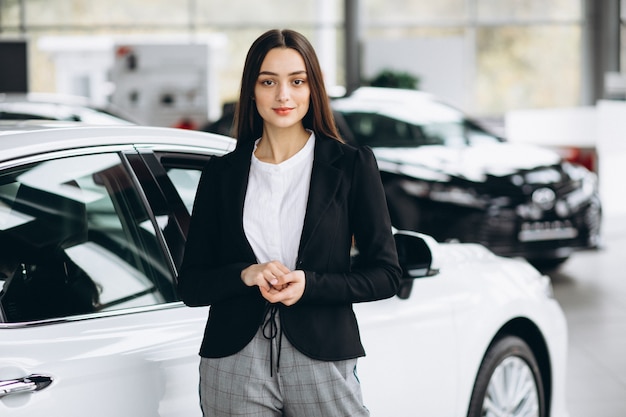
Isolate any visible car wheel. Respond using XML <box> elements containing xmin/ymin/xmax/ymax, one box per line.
<box><xmin>467</xmin><ymin>335</ymin><xmax>545</xmax><ymax>417</ymax></box>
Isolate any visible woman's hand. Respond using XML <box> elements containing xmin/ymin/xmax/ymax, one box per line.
<box><xmin>241</xmin><ymin>260</ymin><xmax>290</xmax><ymax>290</ymax></box>
<box><xmin>241</xmin><ymin>261</ymin><xmax>305</xmax><ymax>306</ymax></box>
<box><xmin>262</xmin><ymin>270</ymin><xmax>305</xmax><ymax>306</ymax></box>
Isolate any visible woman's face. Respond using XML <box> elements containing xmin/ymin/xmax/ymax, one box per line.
<box><xmin>254</xmin><ymin>47</ymin><xmax>310</xmax><ymax>131</ymax></box>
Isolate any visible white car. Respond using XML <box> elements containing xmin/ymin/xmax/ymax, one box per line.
<box><xmin>0</xmin><ymin>126</ymin><xmax>568</xmax><ymax>417</ymax></box>
<box><xmin>0</xmin><ymin>93</ymin><xmax>136</xmax><ymax>125</ymax></box>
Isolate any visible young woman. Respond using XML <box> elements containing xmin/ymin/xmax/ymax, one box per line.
<box><xmin>178</xmin><ymin>29</ymin><xmax>401</xmax><ymax>417</ymax></box>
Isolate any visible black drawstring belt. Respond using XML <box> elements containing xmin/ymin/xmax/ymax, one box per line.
<box><xmin>262</xmin><ymin>303</ymin><xmax>283</xmax><ymax>377</ymax></box>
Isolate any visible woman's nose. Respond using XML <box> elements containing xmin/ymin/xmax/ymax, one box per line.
<box><xmin>276</xmin><ymin>84</ymin><xmax>289</xmax><ymax>102</ymax></box>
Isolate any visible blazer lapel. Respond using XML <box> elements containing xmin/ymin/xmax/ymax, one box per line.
<box><xmin>223</xmin><ymin>137</ymin><xmax>345</xmax><ymax>263</ymax></box>
<box><xmin>298</xmin><ymin>137</ymin><xmax>344</xmax><ymax>255</ymax></box>
<box><xmin>220</xmin><ymin>141</ymin><xmax>256</xmax><ymax>260</ymax></box>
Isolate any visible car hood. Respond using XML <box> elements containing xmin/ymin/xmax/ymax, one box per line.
<box><xmin>372</xmin><ymin>142</ymin><xmax>562</xmax><ymax>183</ymax></box>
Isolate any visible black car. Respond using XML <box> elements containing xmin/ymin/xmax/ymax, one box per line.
<box><xmin>205</xmin><ymin>87</ymin><xmax>602</xmax><ymax>268</ymax></box>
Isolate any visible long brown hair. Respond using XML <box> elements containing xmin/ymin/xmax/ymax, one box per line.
<box><xmin>233</xmin><ymin>29</ymin><xmax>342</xmax><ymax>147</ymax></box>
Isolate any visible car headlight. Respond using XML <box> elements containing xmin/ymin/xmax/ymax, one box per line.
<box><xmin>428</xmin><ymin>185</ymin><xmax>488</xmax><ymax>209</ymax></box>
<box><xmin>399</xmin><ymin>179</ymin><xmax>430</xmax><ymax>198</ymax></box>
<box><xmin>400</xmin><ymin>179</ymin><xmax>489</xmax><ymax>208</ymax></box>
<box><xmin>566</xmin><ymin>172</ymin><xmax>597</xmax><ymax>209</ymax></box>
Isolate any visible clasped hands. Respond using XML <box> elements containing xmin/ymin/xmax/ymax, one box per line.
<box><xmin>241</xmin><ymin>260</ymin><xmax>305</xmax><ymax>306</ymax></box>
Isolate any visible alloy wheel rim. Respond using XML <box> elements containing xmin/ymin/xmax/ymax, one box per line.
<box><xmin>482</xmin><ymin>356</ymin><xmax>540</xmax><ymax>417</ymax></box>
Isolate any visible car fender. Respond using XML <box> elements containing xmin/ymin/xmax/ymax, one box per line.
<box><xmin>439</xmin><ymin>251</ymin><xmax>569</xmax><ymax>417</ymax></box>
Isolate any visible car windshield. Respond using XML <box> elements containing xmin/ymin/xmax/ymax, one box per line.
<box><xmin>340</xmin><ymin>111</ymin><xmax>501</xmax><ymax>148</ymax></box>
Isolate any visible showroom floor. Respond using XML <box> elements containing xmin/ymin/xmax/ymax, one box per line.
<box><xmin>550</xmin><ymin>213</ymin><xmax>626</xmax><ymax>417</ymax></box>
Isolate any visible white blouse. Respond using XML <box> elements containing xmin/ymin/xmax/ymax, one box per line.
<box><xmin>243</xmin><ymin>132</ymin><xmax>315</xmax><ymax>270</ymax></box>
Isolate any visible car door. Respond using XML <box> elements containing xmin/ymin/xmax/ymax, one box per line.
<box><xmin>0</xmin><ymin>149</ymin><xmax>206</xmax><ymax>417</ymax></box>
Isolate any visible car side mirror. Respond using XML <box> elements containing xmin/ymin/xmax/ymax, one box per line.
<box><xmin>394</xmin><ymin>230</ymin><xmax>438</xmax><ymax>299</ymax></box>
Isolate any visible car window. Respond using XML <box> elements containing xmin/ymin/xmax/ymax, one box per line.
<box><xmin>166</xmin><ymin>168</ymin><xmax>202</xmax><ymax>213</ymax></box>
<box><xmin>340</xmin><ymin>110</ymin><xmax>503</xmax><ymax>149</ymax></box>
<box><xmin>420</xmin><ymin>121</ymin><xmax>467</xmax><ymax>147</ymax></box>
<box><xmin>465</xmin><ymin>123</ymin><xmax>503</xmax><ymax>146</ymax></box>
<box><xmin>0</xmin><ymin>153</ymin><xmax>177</xmax><ymax>323</ymax></box>
<box><xmin>341</xmin><ymin>112</ymin><xmax>423</xmax><ymax>147</ymax></box>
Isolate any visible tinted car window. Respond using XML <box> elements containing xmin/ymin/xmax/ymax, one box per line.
<box><xmin>341</xmin><ymin>112</ymin><xmax>423</xmax><ymax>147</ymax></box>
<box><xmin>465</xmin><ymin>123</ymin><xmax>503</xmax><ymax>146</ymax></box>
<box><xmin>339</xmin><ymin>111</ymin><xmax>502</xmax><ymax>148</ymax></box>
<box><xmin>420</xmin><ymin>121</ymin><xmax>466</xmax><ymax>146</ymax></box>
<box><xmin>0</xmin><ymin>153</ymin><xmax>176</xmax><ymax>323</ymax></box>
<box><xmin>166</xmin><ymin>168</ymin><xmax>202</xmax><ymax>213</ymax></box>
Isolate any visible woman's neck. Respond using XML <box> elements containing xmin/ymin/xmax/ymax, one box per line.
<box><xmin>255</xmin><ymin>125</ymin><xmax>310</xmax><ymax>164</ymax></box>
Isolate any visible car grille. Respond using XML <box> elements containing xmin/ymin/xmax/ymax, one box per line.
<box><xmin>518</xmin><ymin>220</ymin><xmax>578</xmax><ymax>242</ymax></box>
<box><xmin>480</xmin><ymin>201</ymin><xmax>600</xmax><ymax>258</ymax></box>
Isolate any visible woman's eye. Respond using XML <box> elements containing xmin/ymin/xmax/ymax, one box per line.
<box><xmin>293</xmin><ymin>79</ymin><xmax>305</xmax><ymax>86</ymax></box>
<box><xmin>260</xmin><ymin>79</ymin><xmax>275</xmax><ymax>86</ymax></box>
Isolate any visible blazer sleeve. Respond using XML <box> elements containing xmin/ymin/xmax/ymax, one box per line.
<box><xmin>176</xmin><ymin>158</ymin><xmax>257</xmax><ymax>307</ymax></box>
<box><xmin>299</xmin><ymin>146</ymin><xmax>402</xmax><ymax>304</ymax></box>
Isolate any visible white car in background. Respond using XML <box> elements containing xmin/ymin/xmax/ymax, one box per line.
<box><xmin>0</xmin><ymin>92</ymin><xmax>135</xmax><ymax>125</ymax></box>
<box><xmin>0</xmin><ymin>126</ymin><xmax>568</xmax><ymax>417</ymax></box>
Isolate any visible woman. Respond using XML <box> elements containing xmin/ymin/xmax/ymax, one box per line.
<box><xmin>178</xmin><ymin>29</ymin><xmax>401</xmax><ymax>417</ymax></box>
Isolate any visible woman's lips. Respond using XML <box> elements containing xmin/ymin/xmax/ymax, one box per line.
<box><xmin>273</xmin><ymin>107</ymin><xmax>294</xmax><ymax>116</ymax></box>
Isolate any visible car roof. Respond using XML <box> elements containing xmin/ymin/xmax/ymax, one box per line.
<box><xmin>0</xmin><ymin>92</ymin><xmax>137</xmax><ymax>124</ymax></box>
<box><xmin>0</xmin><ymin>125</ymin><xmax>236</xmax><ymax>163</ymax></box>
<box><xmin>345</xmin><ymin>86</ymin><xmax>437</xmax><ymax>102</ymax></box>
<box><xmin>0</xmin><ymin>119</ymin><xmax>89</xmax><ymax>132</ymax></box>
<box><xmin>332</xmin><ymin>86</ymin><xmax>465</xmax><ymax>125</ymax></box>
<box><xmin>0</xmin><ymin>92</ymin><xmax>105</xmax><ymax>106</ymax></box>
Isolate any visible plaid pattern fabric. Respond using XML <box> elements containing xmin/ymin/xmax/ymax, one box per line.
<box><xmin>199</xmin><ymin>321</ymin><xmax>370</xmax><ymax>417</ymax></box>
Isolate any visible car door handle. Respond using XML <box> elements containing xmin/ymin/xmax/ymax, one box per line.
<box><xmin>0</xmin><ymin>374</ymin><xmax>54</xmax><ymax>398</ymax></box>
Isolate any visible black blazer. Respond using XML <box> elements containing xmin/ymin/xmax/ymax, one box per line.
<box><xmin>177</xmin><ymin>134</ymin><xmax>401</xmax><ymax>361</ymax></box>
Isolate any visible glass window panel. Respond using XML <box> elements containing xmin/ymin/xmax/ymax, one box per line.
<box><xmin>621</xmin><ymin>20</ymin><xmax>626</xmax><ymax>73</ymax></box>
<box><xmin>166</xmin><ymin>168</ymin><xmax>202</xmax><ymax>214</ymax></box>
<box><xmin>475</xmin><ymin>24</ymin><xmax>582</xmax><ymax>113</ymax></box>
<box><xmin>25</xmin><ymin>0</ymin><xmax>189</xmax><ymax>27</ymax></box>
<box><xmin>0</xmin><ymin>1</ymin><xmax>20</xmax><ymax>28</ymax></box>
<box><xmin>476</xmin><ymin>0</ymin><xmax>582</xmax><ymax>22</ymax></box>
<box><xmin>0</xmin><ymin>153</ymin><xmax>176</xmax><ymax>323</ymax></box>
<box><xmin>196</xmin><ymin>0</ymin><xmax>330</xmax><ymax>25</ymax></box>
<box><xmin>364</xmin><ymin>0</ymin><xmax>468</xmax><ymax>23</ymax></box>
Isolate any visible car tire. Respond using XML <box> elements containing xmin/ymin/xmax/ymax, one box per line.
<box><xmin>467</xmin><ymin>335</ymin><xmax>545</xmax><ymax>417</ymax></box>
